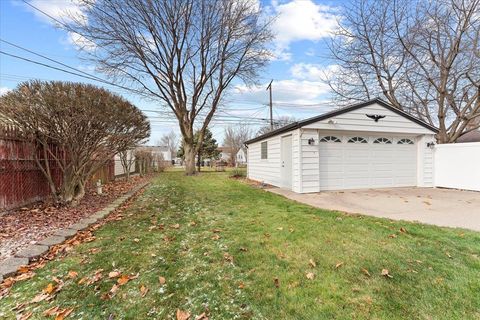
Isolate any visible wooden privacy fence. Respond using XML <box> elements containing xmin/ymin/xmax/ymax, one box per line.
<box><xmin>0</xmin><ymin>126</ymin><xmax>114</xmax><ymax>211</ymax></box>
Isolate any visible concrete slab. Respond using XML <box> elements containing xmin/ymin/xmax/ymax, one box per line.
<box><xmin>0</xmin><ymin>257</ymin><xmax>29</xmax><ymax>278</ymax></box>
<box><xmin>15</xmin><ymin>245</ymin><xmax>49</xmax><ymax>261</ymax></box>
<box><xmin>268</xmin><ymin>187</ymin><xmax>480</xmax><ymax>231</ymax></box>
<box><xmin>54</xmin><ymin>228</ymin><xmax>78</xmax><ymax>238</ymax></box>
<box><xmin>38</xmin><ymin>235</ymin><xmax>66</xmax><ymax>247</ymax></box>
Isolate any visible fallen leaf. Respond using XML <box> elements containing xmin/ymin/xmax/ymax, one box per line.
<box><xmin>445</xmin><ymin>252</ymin><xmax>452</xmax><ymax>258</ymax></box>
<box><xmin>159</xmin><ymin>276</ymin><xmax>166</xmax><ymax>285</ymax></box>
<box><xmin>273</xmin><ymin>277</ymin><xmax>280</xmax><ymax>288</ymax></box>
<box><xmin>239</xmin><ymin>247</ymin><xmax>248</xmax><ymax>252</ymax></box>
<box><xmin>67</xmin><ymin>271</ymin><xmax>78</xmax><ymax>279</ymax></box>
<box><xmin>18</xmin><ymin>311</ymin><xmax>33</xmax><ymax>320</ymax></box>
<box><xmin>238</xmin><ymin>282</ymin><xmax>245</xmax><ymax>289</ymax></box>
<box><xmin>309</xmin><ymin>259</ymin><xmax>316</xmax><ymax>268</ymax></box>
<box><xmin>18</xmin><ymin>266</ymin><xmax>30</xmax><ymax>274</ymax></box>
<box><xmin>361</xmin><ymin>268</ymin><xmax>371</xmax><ymax>277</ymax></box>
<box><xmin>133</xmin><ymin>238</ymin><xmax>140</xmax><ymax>243</ymax></box>
<box><xmin>43</xmin><ymin>306</ymin><xmax>59</xmax><ymax>316</ymax></box>
<box><xmin>276</xmin><ymin>227</ymin><xmax>283</xmax><ymax>231</ymax></box>
<box><xmin>172</xmin><ymin>224</ymin><xmax>180</xmax><ymax>229</ymax></box>
<box><xmin>224</xmin><ymin>253</ymin><xmax>234</xmax><ymax>263</ymax></box>
<box><xmin>335</xmin><ymin>262</ymin><xmax>344</xmax><ymax>269</ymax></box>
<box><xmin>31</xmin><ymin>292</ymin><xmax>49</xmax><ymax>303</ymax></box>
<box><xmin>139</xmin><ymin>285</ymin><xmax>149</xmax><ymax>297</ymax></box>
<box><xmin>381</xmin><ymin>269</ymin><xmax>393</xmax><ymax>278</ymax></box>
<box><xmin>194</xmin><ymin>312</ymin><xmax>208</xmax><ymax>320</ymax></box>
<box><xmin>388</xmin><ymin>234</ymin><xmax>397</xmax><ymax>238</ymax></box>
<box><xmin>400</xmin><ymin>227</ymin><xmax>407</xmax><ymax>233</ymax></box>
<box><xmin>211</xmin><ymin>234</ymin><xmax>220</xmax><ymax>241</ymax></box>
<box><xmin>44</xmin><ymin>283</ymin><xmax>56</xmax><ymax>294</ymax></box>
<box><xmin>117</xmin><ymin>275</ymin><xmax>130</xmax><ymax>285</ymax></box>
<box><xmin>55</xmin><ymin>307</ymin><xmax>74</xmax><ymax>320</ymax></box>
<box><xmin>15</xmin><ymin>272</ymin><xmax>35</xmax><ymax>281</ymax></box>
<box><xmin>109</xmin><ymin>271</ymin><xmax>121</xmax><ymax>278</ymax></box>
<box><xmin>176</xmin><ymin>309</ymin><xmax>190</xmax><ymax>320</ymax></box>
<box><xmin>306</xmin><ymin>272</ymin><xmax>315</xmax><ymax>280</ymax></box>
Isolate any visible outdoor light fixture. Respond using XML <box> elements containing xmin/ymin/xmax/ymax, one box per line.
<box><xmin>427</xmin><ymin>142</ymin><xmax>436</xmax><ymax>148</ymax></box>
<box><xmin>308</xmin><ymin>138</ymin><xmax>315</xmax><ymax>145</ymax></box>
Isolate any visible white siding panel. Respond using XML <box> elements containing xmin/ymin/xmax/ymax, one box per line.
<box><xmin>300</xmin><ymin>130</ymin><xmax>320</xmax><ymax>192</ymax></box>
<box><xmin>303</xmin><ymin>103</ymin><xmax>434</xmax><ymax>135</ymax></box>
<box><xmin>247</xmin><ymin>135</ymin><xmax>282</xmax><ymax>187</ymax></box>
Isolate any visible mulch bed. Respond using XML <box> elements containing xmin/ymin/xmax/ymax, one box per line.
<box><xmin>0</xmin><ymin>175</ymin><xmax>150</xmax><ymax>263</ymax></box>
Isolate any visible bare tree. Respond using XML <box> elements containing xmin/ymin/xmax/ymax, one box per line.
<box><xmin>158</xmin><ymin>131</ymin><xmax>178</xmax><ymax>161</ymax></box>
<box><xmin>118</xmin><ymin>149</ymin><xmax>136</xmax><ymax>181</ymax></box>
<box><xmin>65</xmin><ymin>0</ymin><xmax>272</xmax><ymax>174</ymax></box>
<box><xmin>326</xmin><ymin>0</ymin><xmax>480</xmax><ymax>143</ymax></box>
<box><xmin>223</xmin><ymin>124</ymin><xmax>252</xmax><ymax>166</ymax></box>
<box><xmin>0</xmin><ymin>81</ymin><xmax>150</xmax><ymax>205</ymax></box>
<box><xmin>257</xmin><ymin>116</ymin><xmax>296</xmax><ymax>135</ymax></box>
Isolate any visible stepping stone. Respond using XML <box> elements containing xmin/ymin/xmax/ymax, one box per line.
<box><xmin>15</xmin><ymin>245</ymin><xmax>49</xmax><ymax>261</ymax></box>
<box><xmin>38</xmin><ymin>235</ymin><xmax>66</xmax><ymax>247</ymax></box>
<box><xmin>68</xmin><ymin>222</ymin><xmax>89</xmax><ymax>231</ymax></box>
<box><xmin>80</xmin><ymin>217</ymin><xmax>97</xmax><ymax>225</ymax></box>
<box><xmin>0</xmin><ymin>257</ymin><xmax>29</xmax><ymax>278</ymax></box>
<box><xmin>54</xmin><ymin>228</ymin><xmax>78</xmax><ymax>238</ymax></box>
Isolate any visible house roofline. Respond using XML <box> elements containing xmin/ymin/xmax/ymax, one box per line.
<box><xmin>245</xmin><ymin>98</ymin><xmax>438</xmax><ymax>145</ymax></box>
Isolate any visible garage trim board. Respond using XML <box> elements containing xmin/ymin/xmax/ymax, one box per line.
<box><xmin>246</xmin><ymin>98</ymin><xmax>437</xmax><ymax>193</ymax></box>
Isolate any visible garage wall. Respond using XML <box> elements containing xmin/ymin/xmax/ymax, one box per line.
<box><xmin>291</xmin><ymin>129</ymin><xmax>301</xmax><ymax>192</ymax></box>
<box><xmin>300</xmin><ymin>129</ymin><xmax>320</xmax><ymax>193</ymax></box>
<box><xmin>247</xmin><ymin>135</ymin><xmax>281</xmax><ymax>186</ymax></box>
<box><xmin>434</xmin><ymin>142</ymin><xmax>480</xmax><ymax>191</ymax></box>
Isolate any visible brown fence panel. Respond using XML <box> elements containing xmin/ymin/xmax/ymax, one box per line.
<box><xmin>0</xmin><ymin>126</ymin><xmax>114</xmax><ymax>211</ymax></box>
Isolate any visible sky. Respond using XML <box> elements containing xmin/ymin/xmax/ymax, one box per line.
<box><xmin>0</xmin><ymin>0</ymin><xmax>343</xmax><ymax>145</ymax></box>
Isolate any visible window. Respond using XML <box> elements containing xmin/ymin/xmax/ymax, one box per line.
<box><xmin>320</xmin><ymin>136</ymin><xmax>341</xmax><ymax>143</ymax></box>
<box><xmin>347</xmin><ymin>136</ymin><xmax>368</xmax><ymax>143</ymax></box>
<box><xmin>261</xmin><ymin>141</ymin><xmax>268</xmax><ymax>159</ymax></box>
<box><xmin>373</xmin><ymin>137</ymin><xmax>392</xmax><ymax>144</ymax></box>
<box><xmin>398</xmin><ymin>138</ymin><xmax>414</xmax><ymax>145</ymax></box>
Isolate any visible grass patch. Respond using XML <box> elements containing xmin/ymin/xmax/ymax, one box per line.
<box><xmin>1</xmin><ymin>172</ymin><xmax>479</xmax><ymax>319</ymax></box>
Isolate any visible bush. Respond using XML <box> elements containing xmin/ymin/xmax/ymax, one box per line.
<box><xmin>230</xmin><ymin>168</ymin><xmax>246</xmax><ymax>178</ymax></box>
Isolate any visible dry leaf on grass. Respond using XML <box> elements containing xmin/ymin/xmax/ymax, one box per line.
<box><xmin>139</xmin><ymin>285</ymin><xmax>149</xmax><ymax>297</ymax></box>
<box><xmin>176</xmin><ymin>309</ymin><xmax>190</xmax><ymax>320</ymax></box>
<box><xmin>171</xmin><ymin>224</ymin><xmax>180</xmax><ymax>229</ymax></box>
<box><xmin>67</xmin><ymin>271</ymin><xmax>78</xmax><ymax>279</ymax></box>
<box><xmin>381</xmin><ymin>269</ymin><xmax>393</xmax><ymax>278</ymax></box>
<box><xmin>238</xmin><ymin>282</ymin><xmax>245</xmax><ymax>289</ymax></box>
<box><xmin>445</xmin><ymin>252</ymin><xmax>453</xmax><ymax>258</ymax></box>
<box><xmin>54</xmin><ymin>308</ymin><xmax>74</xmax><ymax>320</ymax></box>
<box><xmin>309</xmin><ymin>259</ymin><xmax>316</xmax><ymax>268</ymax></box>
<box><xmin>211</xmin><ymin>234</ymin><xmax>220</xmax><ymax>241</ymax></box>
<box><xmin>273</xmin><ymin>277</ymin><xmax>280</xmax><ymax>288</ymax></box>
<box><xmin>117</xmin><ymin>275</ymin><xmax>130</xmax><ymax>285</ymax></box>
<box><xmin>18</xmin><ymin>311</ymin><xmax>33</xmax><ymax>320</ymax></box>
<box><xmin>194</xmin><ymin>312</ymin><xmax>208</xmax><ymax>320</ymax></box>
<box><xmin>400</xmin><ymin>227</ymin><xmax>407</xmax><ymax>233</ymax></box>
<box><xmin>306</xmin><ymin>272</ymin><xmax>315</xmax><ymax>280</ymax></box>
<box><xmin>159</xmin><ymin>276</ymin><xmax>166</xmax><ymax>285</ymax></box>
<box><xmin>335</xmin><ymin>262</ymin><xmax>344</xmax><ymax>269</ymax></box>
<box><xmin>361</xmin><ymin>268</ymin><xmax>371</xmax><ymax>277</ymax></box>
<box><xmin>388</xmin><ymin>234</ymin><xmax>397</xmax><ymax>238</ymax></box>
<box><xmin>108</xmin><ymin>271</ymin><xmax>121</xmax><ymax>278</ymax></box>
<box><xmin>43</xmin><ymin>306</ymin><xmax>60</xmax><ymax>316</ymax></box>
<box><xmin>224</xmin><ymin>253</ymin><xmax>234</xmax><ymax>263</ymax></box>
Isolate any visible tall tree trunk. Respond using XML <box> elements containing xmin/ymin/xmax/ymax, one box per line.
<box><xmin>184</xmin><ymin>142</ymin><xmax>196</xmax><ymax>175</ymax></box>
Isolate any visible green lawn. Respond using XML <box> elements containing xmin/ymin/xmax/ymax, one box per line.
<box><xmin>1</xmin><ymin>172</ymin><xmax>479</xmax><ymax>319</ymax></box>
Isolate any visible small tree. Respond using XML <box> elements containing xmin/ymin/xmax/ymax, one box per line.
<box><xmin>0</xmin><ymin>80</ymin><xmax>150</xmax><ymax>205</ymax></box>
<box><xmin>223</xmin><ymin>125</ymin><xmax>252</xmax><ymax>166</ymax></box>
<box><xmin>135</xmin><ymin>149</ymin><xmax>153</xmax><ymax>176</ymax></box>
<box><xmin>257</xmin><ymin>116</ymin><xmax>296</xmax><ymax>135</ymax></box>
<box><xmin>118</xmin><ymin>149</ymin><xmax>136</xmax><ymax>181</ymax></box>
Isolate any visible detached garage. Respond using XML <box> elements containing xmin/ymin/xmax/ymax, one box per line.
<box><xmin>245</xmin><ymin>99</ymin><xmax>438</xmax><ymax>193</ymax></box>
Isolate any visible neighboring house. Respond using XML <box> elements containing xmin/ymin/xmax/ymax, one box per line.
<box><xmin>137</xmin><ymin>145</ymin><xmax>172</xmax><ymax>163</ymax></box>
<box><xmin>457</xmin><ymin>130</ymin><xmax>480</xmax><ymax>143</ymax></box>
<box><xmin>114</xmin><ymin>149</ymin><xmax>136</xmax><ymax>177</ymax></box>
<box><xmin>245</xmin><ymin>98</ymin><xmax>438</xmax><ymax>193</ymax></box>
<box><xmin>218</xmin><ymin>147</ymin><xmax>231</xmax><ymax>162</ymax></box>
<box><xmin>236</xmin><ymin>149</ymin><xmax>246</xmax><ymax>165</ymax></box>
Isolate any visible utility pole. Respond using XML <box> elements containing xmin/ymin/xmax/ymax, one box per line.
<box><xmin>266</xmin><ymin>79</ymin><xmax>273</xmax><ymax>130</ymax></box>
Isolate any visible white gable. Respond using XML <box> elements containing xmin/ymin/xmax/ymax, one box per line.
<box><xmin>302</xmin><ymin>102</ymin><xmax>434</xmax><ymax>134</ymax></box>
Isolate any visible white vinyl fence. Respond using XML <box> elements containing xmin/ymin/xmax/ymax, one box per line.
<box><xmin>434</xmin><ymin>142</ymin><xmax>480</xmax><ymax>191</ymax></box>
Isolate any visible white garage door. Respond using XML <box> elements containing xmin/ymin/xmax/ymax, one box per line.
<box><xmin>318</xmin><ymin>135</ymin><xmax>417</xmax><ymax>190</ymax></box>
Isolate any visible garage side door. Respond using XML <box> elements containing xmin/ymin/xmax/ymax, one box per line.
<box><xmin>318</xmin><ymin>135</ymin><xmax>417</xmax><ymax>190</ymax></box>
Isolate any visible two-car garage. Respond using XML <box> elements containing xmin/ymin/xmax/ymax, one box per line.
<box><xmin>246</xmin><ymin>99</ymin><xmax>438</xmax><ymax>193</ymax></box>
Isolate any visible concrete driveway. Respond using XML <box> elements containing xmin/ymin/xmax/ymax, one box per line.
<box><xmin>268</xmin><ymin>187</ymin><xmax>480</xmax><ymax>231</ymax></box>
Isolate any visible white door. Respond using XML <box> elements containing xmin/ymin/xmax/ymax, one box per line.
<box><xmin>319</xmin><ymin>135</ymin><xmax>417</xmax><ymax>190</ymax></box>
<box><xmin>281</xmin><ymin>135</ymin><xmax>292</xmax><ymax>189</ymax></box>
